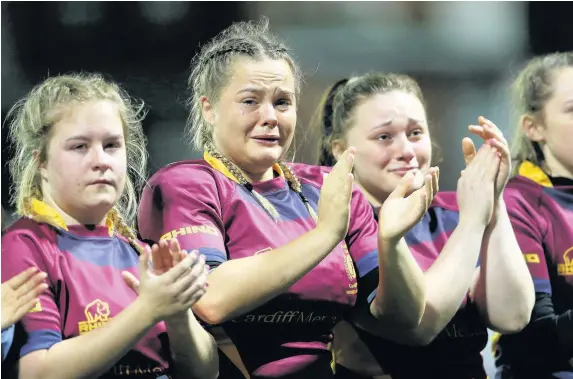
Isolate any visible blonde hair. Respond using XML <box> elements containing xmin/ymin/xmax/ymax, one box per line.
<box><xmin>186</xmin><ymin>17</ymin><xmax>302</xmax><ymax>152</ymax></box>
<box><xmin>510</xmin><ymin>52</ymin><xmax>573</xmax><ymax>175</ymax></box>
<box><xmin>310</xmin><ymin>72</ymin><xmax>434</xmax><ymax>167</ymax></box>
<box><xmin>6</xmin><ymin>72</ymin><xmax>148</xmax><ymax>244</ymax></box>
<box><xmin>187</xmin><ymin>18</ymin><xmax>315</xmax><ymax>222</ymax></box>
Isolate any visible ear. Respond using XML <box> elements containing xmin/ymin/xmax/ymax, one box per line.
<box><xmin>200</xmin><ymin>96</ymin><xmax>216</xmax><ymax>125</ymax></box>
<box><xmin>33</xmin><ymin>150</ymin><xmax>48</xmax><ymax>181</ymax></box>
<box><xmin>520</xmin><ymin>113</ymin><xmax>545</xmax><ymax>143</ymax></box>
<box><xmin>331</xmin><ymin>139</ymin><xmax>347</xmax><ymax>163</ymax></box>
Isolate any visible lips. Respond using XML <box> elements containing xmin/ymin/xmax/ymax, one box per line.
<box><xmin>90</xmin><ymin>179</ymin><xmax>113</xmax><ymax>186</ymax></box>
<box><xmin>252</xmin><ymin>135</ymin><xmax>280</xmax><ymax>142</ymax></box>
<box><xmin>389</xmin><ymin>167</ymin><xmax>418</xmax><ymax>175</ymax></box>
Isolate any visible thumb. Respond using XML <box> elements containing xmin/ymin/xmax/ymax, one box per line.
<box><xmin>462</xmin><ymin>138</ymin><xmax>477</xmax><ymax>166</ymax></box>
<box><xmin>121</xmin><ymin>271</ymin><xmax>141</xmax><ymax>294</ymax></box>
<box><xmin>388</xmin><ymin>171</ymin><xmax>414</xmax><ymax>199</ymax></box>
<box><xmin>138</xmin><ymin>246</ymin><xmax>151</xmax><ymax>281</ymax></box>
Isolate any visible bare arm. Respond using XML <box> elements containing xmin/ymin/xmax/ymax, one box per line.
<box><xmin>370</xmin><ymin>237</ymin><xmax>426</xmax><ymax>328</ymax></box>
<box><xmin>166</xmin><ymin>311</ymin><xmax>219</xmax><ymax>379</ymax></box>
<box><xmin>19</xmin><ymin>299</ymin><xmax>155</xmax><ymax>379</ymax></box>
<box><xmin>473</xmin><ymin>200</ymin><xmax>535</xmax><ymax>333</ymax></box>
<box><xmin>193</xmin><ymin>227</ymin><xmax>340</xmax><ymax>325</ymax></box>
<box><xmin>361</xmin><ymin>220</ymin><xmax>486</xmax><ymax>345</ymax></box>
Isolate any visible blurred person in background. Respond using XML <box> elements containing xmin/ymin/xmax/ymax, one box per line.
<box><xmin>1</xmin><ymin>73</ymin><xmax>218</xmax><ymax>379</ymax></box>
<box><xmin>138</xmin><ymin>18</ymin><xmax>443</xmax><ymax>379</ymax></box>
<box><xmin>313</xmin><ymin>72</ymin><xmax>534</xmax><ymax>379</ymax></box>
<box><xmin>493</xmin><ymin>51</ymin><xmax>573</xmax><ymax>379</ymax></box>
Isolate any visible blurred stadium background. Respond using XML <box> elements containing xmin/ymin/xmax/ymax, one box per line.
<box><xmin>2</xmin><ymin>2</ymin><xmax>572</xmax><ymax>375</ymax></box>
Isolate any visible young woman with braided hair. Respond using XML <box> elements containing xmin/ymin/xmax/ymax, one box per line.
<box><xmin>1</xmin><ymin>73</ymin><xmax>218</xmax><ymax>379</ymax></box>
<box><xmin>312</xmin><ymin>72</ymin><xmax>534</xmax><ymax>379</ymax></box>
<box><xmin>138</xmin><ymin>18</ymin><xmax>440</xmax><ymax>379</ymax></box>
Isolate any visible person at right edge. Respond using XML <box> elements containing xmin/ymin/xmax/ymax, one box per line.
<box><xmin>492</xmin><ymin>52</ymin><xmax>573</xmax><ymax>379</ymax></box>
<box><xmin>312</xmin><ymin>72</ymin><xmax>535</xmax><ymax>379</ymax></box>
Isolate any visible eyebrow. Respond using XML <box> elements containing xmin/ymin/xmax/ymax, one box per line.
<box><xmin>370</xmin><ymin>117</ymin><xmax>425</xmax><ymax>130</ymax></box>
<box><xmin>237</xmin><ymin>86</ymin><xmax>295</xmax><ymax>97</ymax></box>
<box><xmin>65</xmin><ymin>133</ymin><xmax>124</xmax><ymax>142</ymax></box>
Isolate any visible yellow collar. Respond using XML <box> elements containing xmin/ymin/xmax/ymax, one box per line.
<box><xmin>518</xmin><ymin>161</ymin><xmax>552</xmax><ymax>188</ymax></box>
<box><xmin>25</xmin><ymin>198</ymin><xmax>116</xmax><ymax>236</ymax></box>
<box><xmin>203</xmin><ymin>151</ymin><xmax>284</xmax><ymax>184</ymax></box>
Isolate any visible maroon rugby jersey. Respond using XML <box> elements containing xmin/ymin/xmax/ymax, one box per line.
<box><xmin>1</xmin><ymin>201</ymin><xmax>171</xmax><ymax>379</ymax></box>
<box><xmin>138</xmin><ymin>154</ymin><xmax>381</xmax><ymax>379</ymax></box>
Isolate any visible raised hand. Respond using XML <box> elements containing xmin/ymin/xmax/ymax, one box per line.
<box><xmin>318</xmin><ymin>147</ymin><xmax>356</xmax><ymax>240</ymax></box>
<box><xmin>1</xmin><ymin>267</ymin><xmax>48</xmax><ymax>330</ymax></box>
<box><xmin>150</xmin><ymin>239</ymin><xmax>188</xmax><ymax>275</ymax></box>
<box><xmin>457</xmin><ymin>144</ymin><xmax>499</xmax><ymax>226</ymax></box>
<box><xmin>379</xmin><ymin>167</ymin><xmax>440</xmax><ymax>242</ymax></box>
<box><xmin>466</xmin><ymin>116</ymin><xmax>511</xmax><ymax>199</ymax></box>
<box><xmin>122</xmin><ymin>245</ymin><xmax>209</xmax><ymax>323</ymax></box>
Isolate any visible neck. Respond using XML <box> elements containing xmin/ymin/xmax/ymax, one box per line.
<box><xmin>42</xmin><ymin>197</ymin><xmax>107</xmax><ymax>227</ymax></box>
<box><xmin>542</xmin><ymin>157</ymin><xmax>573</xmax><ymax>180</ymax></box>
<box><xmin>355</xmin><ymin>181</ymin><xmax>388</xmax><ymax>207</ymax></box>
<box><xmin>243</xmin><ymin>167</ymin><xmax>276</xmax><ymax>183</ymax></box>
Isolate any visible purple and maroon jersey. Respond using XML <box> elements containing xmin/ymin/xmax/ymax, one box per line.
<box><xmin>494</xmin><ymin>161</ymin><xmax>573</xmax><ymax>378</ymax></box>
<box><xmin>1</xmin><ymin>216</ymin><xmax>171</xmax><ymax>379</ymax></box>
<box><xmin>353</xmin><ymin>192</ymin><xmax>488</xmax><ymax>379</ymax></box>
<box><xmin>137</xmin><ymin>156</ymin><xmax>381</xmax><ymax>379</ymax></box>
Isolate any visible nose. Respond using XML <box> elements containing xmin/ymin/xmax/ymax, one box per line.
<box><xmin>259</xmin><ymin>102</ymin><xmax>278</xmax><ymax>128</ymax></box>
<box><xmin>396</xmin><ymin>136</ymin><xmax>416</xmax><ymax>163</ymax></box>
<box><xmin>90</xmin><ymin>146</ymin><xmax>112</xmax><ymax>172</ymax></box>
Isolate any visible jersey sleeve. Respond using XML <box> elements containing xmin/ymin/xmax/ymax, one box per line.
<box><xmin>1</xmin><ymin>229</ymin><xmax>62</xmax><ymax>356</ymax></box>
<box><xmin>504</xmin><ymin>190</ymin><xmax>551</xmax><ymax>294</ymax></box>
<box><xmin>138</xmin><ymin>165</ymin><xmax>228</xmax><ymax>269</ymax></box>
<box><xmin>346</xmin><ymin>186</ymin><xmax>380</xmax><ymax>305</ymax></box>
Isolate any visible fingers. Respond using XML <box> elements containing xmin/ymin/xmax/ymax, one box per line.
<box><xmin>173</xmin><ymin>253</ymin><xmax>206</xmax><ymax>294</ymax></box>
<box><xmin>16</xmin><ymin>280</ymin><xmax>48</xmax><ymax>308</ymax></box>
<box><xmin>121</xmin><ymin>271</ymin><xmax>141</xmax><ymax>294</ymax></box>
<box><xmin>331</xmin><ymin>147</ymin><xmax>355</xmax><ymax>177</ymax></box>
<box><xmin>163</xmin><ymin>251</ymin><xmax>197</xmax><ymax>282</ymax></box>
<box><xmin>483</xmin><ymin>145</ymin><xmax>500</xmax><ymax>182</ymax></box>
<box><xmin>138</xmin><ymin>246</ymin><xmax>152</xmax><ymax>281</ymax></box>
<box><xmin>478</xmin><ymin>117</ymin><xmax>507</xmax><ymax>144</ymax></box>
<box><xmin>461</xmin><ymin>138</ymin><xmax>477</xmax><ymax>166</ymax></box>
<box><xmin>431</xmin><ymin>167</ymin><xmax>440</xmax><ymax>196</ymax></box>
<box><xmin>15</xmin><ymin>271</ymin><xmax>48</xmax><ymax>298</ymax></box>
<box><xmin>7</xmin><ymin>267</ymin><xmax>42</xmax><ymax>289</ymax></box>
<box><xmin>179</xmin><ymin>267</ymin><xmax>209</xmax><ymax>308</ymax></box>
<box><xmin>387</xmin><ymin>171</ymin><xmax>416</xmax><ymax>199</ymax></box>
<box><xmin>13</xmin><ymin>272</ymin><xmax>48</xmax><ymax>297</ymax></box>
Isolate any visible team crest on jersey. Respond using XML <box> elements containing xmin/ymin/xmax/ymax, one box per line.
<box><xmin>557</xmin><ymin>246</ymin><xmax>573</xmax><ymax>276</ymax></box>
<box><xmin>78</xmin><ymin>299</ymin><xmax>112</xmax><ymax>334</ymax></box>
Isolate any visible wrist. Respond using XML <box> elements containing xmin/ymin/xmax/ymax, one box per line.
<box><xmin>164</xmin><ymin>310</ymin><xmax>191</xmax><ymax>327</ymax></box>
<box><xmin>457</xmin><ymin>216</ymin><xmax>489</xmax><ymax>232</ymax></box>
<box><xmin>132</xmin><ymin>296</ymin><xmax>160</xmax><ymax>326</ymax></box>
<box><xmin>314</xmin><ymin>225</ymin><xmax>344</xmax><ymax>249</ymax></box>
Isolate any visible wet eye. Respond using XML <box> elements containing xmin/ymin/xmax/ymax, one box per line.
<box><xmin>242</xmin><ymin>98</ymin><xmax>258</xmax><ymax>106</ymax></box>
<box><xmin>377</xmin><ymin>134</ymin><xmax>391</xmax><ymax>141</ymax></box>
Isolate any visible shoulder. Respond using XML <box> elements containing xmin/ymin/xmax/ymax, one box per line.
<box><xmin>149</xmin><ymin>159</ymin><xmax>231</xmax><ymax>190</ymax></box>
<box><xmin>143</xmin><ymin>159</ymin><xmax>236</xmax><ymax>207</ymax></box>
<box><xmin>288</xmin><ymin>162</ymin><xmax>331</xmax><ymax>189</ymax></box>
<box><xmin>2</xmin><ymin>217</ymin><xmax>58</xmax><ymax>247</ymax></box>
<box><xmin>504</xmin><ymin>175</ymin><xmax>544</xmax><ymax>208</ymax></box>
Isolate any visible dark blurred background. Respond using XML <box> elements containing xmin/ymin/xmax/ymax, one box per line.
<box><xmin>3</xmin><ymin>2</ymin><xmax>573</xmax><ymax>211</ymax></box>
